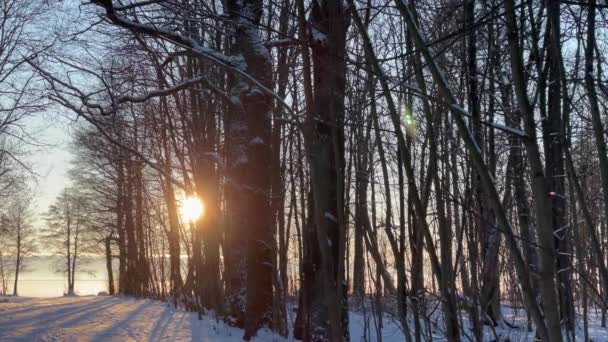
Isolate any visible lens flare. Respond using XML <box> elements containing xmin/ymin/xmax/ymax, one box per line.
<box><xmin>403</xmin><ymin>106</ymin><xmax>417</xmax><ymax>137</ymax></box>
<box><xmin>180</xmin><ymin>196</ymin><xmax>204</xmax><ymax>222</ymax></box>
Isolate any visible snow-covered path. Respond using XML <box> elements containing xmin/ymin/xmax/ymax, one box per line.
<box><xmin>0</xmin><ymin>296</ymin><xmax>282</xmax><ymax>341</ymax></box>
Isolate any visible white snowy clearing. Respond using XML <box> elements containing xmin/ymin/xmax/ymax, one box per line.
<box><xmin>1</xmin><ymin>296</ymin><xmax>608</xmax><ymax>341</ymax></box>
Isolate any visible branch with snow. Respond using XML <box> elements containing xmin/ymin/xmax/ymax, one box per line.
<box><xmin>449</xmin><ymin>104</ymin><xmax>529</xmax><ymax>138</ymax></box>
<box><xmin>91</xmin><ymin>0</ymin><xmax>243</xmax><ymax>69</ymax></box>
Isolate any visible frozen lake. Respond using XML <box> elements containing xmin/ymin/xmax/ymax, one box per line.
<box><xmin>6</xmin><ymin>256</ymin><xmax>113</xmax><ymax>297</ymax></box>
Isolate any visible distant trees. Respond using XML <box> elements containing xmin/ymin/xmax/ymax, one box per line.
<box><xmin>0</xmin><ymin>190</ymin><xmax>36</xmax><ymax>296</ymax></box>
<box><xmin>8</xmin><ymin>197</ymin><xmax>36</xmax><ymax>296</ymax></box>
<box><xmin>43</xmin><ymin>188</ymin><xmax>92</xmax><ymax>296</ymax></box>
<box><xmin>0</xmin><ymin>224</ymin><xmax>12</xmax><ymax>295</ymax></box>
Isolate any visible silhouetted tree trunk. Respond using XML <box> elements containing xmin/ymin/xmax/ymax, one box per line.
<box><xmin>543</xmin><ymin>0</ymin><xmax>573</xmax><ymax>332</ymax></box>
<box><xmin>297</xmin><ymin>0</ymin><xmax>350</xmax><ymax>339</ymax></box>
<box><xmin>105</xmin><ymin>235</ymin><xmax>115</xmax><ymax>295</ymax></box>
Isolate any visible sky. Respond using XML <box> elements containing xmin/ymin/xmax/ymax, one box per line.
<box><xmin>23</xmin><ymin>112</ymin><xmax>75</xmax><ymax>233</ymax></box>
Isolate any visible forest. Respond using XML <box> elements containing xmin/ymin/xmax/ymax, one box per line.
<box><xmin>1</xmin><ymin>0</ymin><xmax>608</xmax><ymax>340</ymax></box>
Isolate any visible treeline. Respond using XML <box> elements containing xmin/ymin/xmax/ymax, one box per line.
<box><xmin>1</xmin><ymin>0</ymin><xmax>608</xmax><ymax>340</ymax></box>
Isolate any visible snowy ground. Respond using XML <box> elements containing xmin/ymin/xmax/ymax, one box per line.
<box><xmin>0</xmin><ymin>296</ymin><xmax>283</xmax><ymax>341</ymax></box>
<box><xmin>1</xmin><ymin>296</ymin><xmax>607</xmax><ymax>341</ymax></box>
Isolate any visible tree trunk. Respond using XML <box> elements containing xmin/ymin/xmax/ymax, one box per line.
<box><xmin>223</xmin><ymin>0</ymin><xmax>275</xmax><ymax>338</ymax></box>
<box><xmin>543</xmin><ymin>0</ymin><xmax>573</xmax><ymax>332</ymax></box>
<box><xmin>296</xmin><ymin>0</ymin><xmax>350</xmax><ymax>339</ymax></box>
<box><xmin>105</xmin><ymin>236</ymin><xmax>115</xmax><ymax>295</ymax></box>
<box><xmin>13</xmin><ymin>213</ymin><xmax>21</xmax><ymax>296</ymax></box>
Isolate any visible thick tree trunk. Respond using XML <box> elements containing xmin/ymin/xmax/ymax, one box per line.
<box><xmin>134</xmin><ymin>164</ymin><xmax>148</xmax><ymax>297</ymax></box>
<box><xmin>223</xmin><ymin>0</ymin><xmax>275</xmax><ymax>338</ymax></box>
<box><xmin>296</xmin><ymin>0</ymin><xmax>350</xmax><ymax>339</ymax></box>
<box><xmin>105</xmin><ymin>236</ymin><xmax>115</xmax><ymax>295</ymax></box>
<box><xmin>113</xmin><ymin>156</ymin><xmax>127</xmax><ymax>295</ymax></box>
<box><xmin>124</xmin><ymin>165</ymin><xmax>138</xmax><ymax>295</ymax></box>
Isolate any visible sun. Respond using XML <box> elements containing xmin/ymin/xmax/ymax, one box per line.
<box><xmin>180</xmin><ymin>196</ymin><xmax>204</xmax><ymax>222</ymax></box>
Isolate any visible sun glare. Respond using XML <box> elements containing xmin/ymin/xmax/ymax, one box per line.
<box><xmin>180</xmin><ymin>196</ymin><xmax>204</xmax><ymax>222</ymax></box>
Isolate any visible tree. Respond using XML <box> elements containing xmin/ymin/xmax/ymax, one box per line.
<box><xmin>43</xmin><ymin>188</ymin><xmax>92</xmax><ymax>295</ymax></box>
<box><xmin>0</xmin><ymin>178</ymin><xmax>36</xmax><ymax>296</ymax></box>
<box><xmin>6</xmin><ymin>196</ymin><xmax>36</xmax><ymax>296</ymax></box>
<box><xmin>0</xmin><ymin>0</ymin><xmax>50</xmax><ymax>191</ymax></box>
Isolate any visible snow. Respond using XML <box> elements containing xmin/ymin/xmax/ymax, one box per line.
<box><xmin>110</xmin><ymin>15</ymin><xmax>245</xmax><ymax>70</ymax></box>
<box><xmin>1</xmin><ymin>297</ymin><xmax>607</xmax><ymax>341</ymax></box>
<box><xmin>234</xmin><ymin>152</ymin><xmax>249</xmax><ymax>166</ymax></box>
<box><xmin>249</xmin><ymin>137</ymin><xmax>264</xmax><ymax>145</ymax></box>
<box><xmin>203</xmin><ymin>152</ymin><xmax>225</xmax><ymax>169</ymax></box>
<box><xmin>265</xmin><ymin>39</ymin><xmax>296</xmax><ymax>48</ymax></box>
<box><xmin>448</xmin><ymin>104</ymin><xmax>528</xmax><ymax>138</ymax></box>
<box><xmin>348</xmin><ymin>301</ymin><xmax>608</xmax><ymax>341</ymax></box>
<box><xmin>324</xmin><ymin>211</ymin><xmax>338</xmax><ymax>223</ymax></box>
<box><xmin>0</xmin><ymin>296</ymin><xmax>283</xmax><ymax>341</ymax></box>
<box><xmin>311</xmin><ymin>27</ymin><xmax>328</xmax><ymax>45</ymax></box>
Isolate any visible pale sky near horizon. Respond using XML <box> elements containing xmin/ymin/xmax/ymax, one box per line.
<box><xmin>23</xmin><ymin>112</ymin><xmax>75</xmax><ymax>233</ymax></box>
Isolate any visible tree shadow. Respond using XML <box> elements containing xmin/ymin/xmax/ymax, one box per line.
<box><xmin>148</xmin><ymin>306</ymin><xmax>189</xmax><ymax>341</ymax></box>
<box><xmin>51</xmin><ymin>298</ymin><xmax>122</xmax><ymax>328</ymax></box>
<box><xmin>0</xmin><ymin>296</ymin><xmax>99</xmax><ymax>316</ymax></box>
<box><xmin>0</xmin><ymin>298</ymin><xmax>119</xmax><ymax>339</ymax></box>
<box><xmin>90</xmin><ymin>299</ymin><xmax>153</xmax><ymax>340</ymax></box>
<box><xmin>147</xmin><ymin>305</ymin><xmax>174</xmax><ymax>341</ymax></box>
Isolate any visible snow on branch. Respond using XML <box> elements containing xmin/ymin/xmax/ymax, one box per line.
<box><xmin>91</xmin><ymin>0</ymin><xmax>295</xmax><ymax>117</ymax></box>
<box><xmin>30</xmin><ymin>57</ymin><xmax>236</xmax><ymax>117</ymax></box>
<box><xmin>111</xmin><ymin>76</ymin><xmax>217</xmax><ymax>107</ymax></box>
<box><xmin>449</xmin><ymin>104</ymin><xmax>529</xmax><ymax>138</ymax></box>
<box><xmin>264</xmin><ymin>38</ymin><xmax>300</xmax><ymax>48</ymax></box>
<box><xmin>91</xmin><ymin>0</ymin><xmax>244</xmax><ymax>69</ymax></box>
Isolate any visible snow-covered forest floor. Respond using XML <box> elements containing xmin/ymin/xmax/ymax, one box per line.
<box><xmin>1</xmin><ymin>296</ymin><xmax>608</xmax><ymax>341</ymax></box>
<box><xmin>0</xmin><ymin>296</ymin><xmax>282</xmax><ymax>341</ymax></box>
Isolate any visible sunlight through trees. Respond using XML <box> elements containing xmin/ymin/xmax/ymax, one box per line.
<box><xmin>2</xmin><ymin>0</ymin><xmax>608</xmax><ymax>341</ymax></box>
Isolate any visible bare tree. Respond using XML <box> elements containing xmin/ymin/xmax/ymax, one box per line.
<box><xmin>43</xmin><ymin>187</ymin><xmax>92</xmax><ymax>295</ymax></box>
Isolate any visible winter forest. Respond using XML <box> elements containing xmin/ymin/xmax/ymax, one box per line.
<box><xmin>1</xmin><ymin>0</ymin><xmax>608</xmax><ymax>340</ymax></box>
